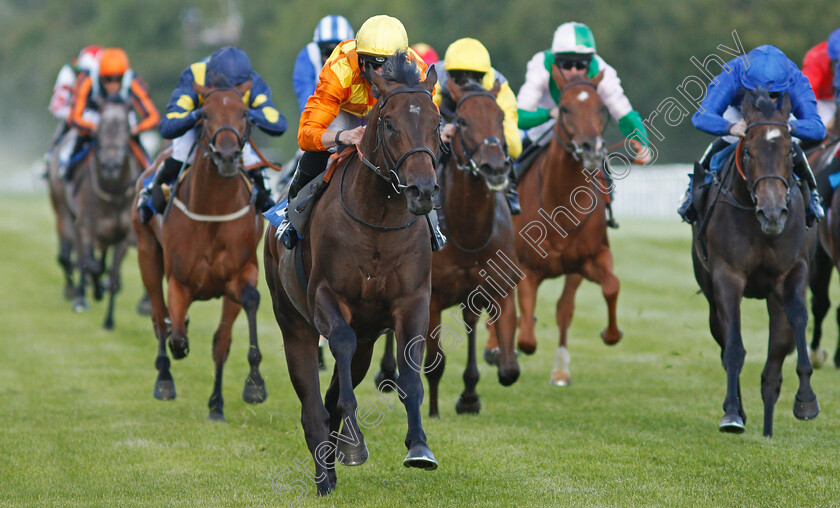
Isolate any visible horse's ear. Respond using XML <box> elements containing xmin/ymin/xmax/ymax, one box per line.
<box><xmin>591</xmin><ymin>70</ymin><xmax>605</xmax><ymax>87</ymax></box>
<box><xmin>551</xmin><ymin>64</ymin><xmax>568</xmax><ymax>90</ymax></box>
<box><xmin>369</xmin><ymin>69</ymin><xmax>389</xmax><ymax>97</ymax></box>
<box><xmin>448</xmin><ymin>78</ymin><xmax>464</xmax><ymax>103</ymax></box>
<box><xmin>740</xmin><ymin>89</ymin><xmax>756</xmax><ymax>119</ymax></box>
<box><xmin>235</xmin><ymin>79</ymin><xmax>252</xmax><ymax>97</ymax></box>
<box><xmin>193</xmin><ymin>81</ymin><xmax>211</xmax><ymax>97</ymax></box>
<box><xmin>779</xmin><ymin>91</ymin><xmax>792</xmax><ymax>119</ymax></box>
<box><xmin>490</xmin><ymin>79</ymin><xmax>502</xmax><ymax>97</ymax></box>
<box><xmin>421</xmin><ymin>65</ymin><xmax>438</xmax><ymax>94</ymax></box>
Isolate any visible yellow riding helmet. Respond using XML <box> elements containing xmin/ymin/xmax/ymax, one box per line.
<box><xmin>355</xmin><ymin>15</ymin><xmax>409</xmax><ymax>57</ymax></box>
<box><xmin>444</xmin><ymin>38</ymin><xmax>491</xmax><ymax>74</ymax></box>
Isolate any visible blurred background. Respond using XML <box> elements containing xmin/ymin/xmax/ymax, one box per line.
<box><xmin>1</xmin><ymin>0</ymin><xmax>837</xmax><ymax>191</ymax></box>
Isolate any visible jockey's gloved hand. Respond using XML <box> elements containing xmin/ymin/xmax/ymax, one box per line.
<box><xmin>729</xmin><ymin>120</ymin><xmax>747</xmax><ymax>137</ymax></box>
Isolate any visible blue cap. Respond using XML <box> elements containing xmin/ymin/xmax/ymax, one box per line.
<box><xmin>741</xmin><ymin>45</ymin><xmax>793</xmax><ymax>92</ymax></box>
<box><xmin>313</xmin><ymin>15</ymin><xmax>354</xmax><ymax>43</ymax></box>
<box><xmin>206</xmin><ymin>46</ymin><xmax>252</xmax><ymax>87</ymax></box>
<box><xmin>828</xmin><ymin>29</ymin><xmax>840</xmax><ymax>61</ymax></box>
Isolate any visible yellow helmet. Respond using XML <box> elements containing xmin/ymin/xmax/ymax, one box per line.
<box><xmin>355</xmin><ymin>15</ymin><xmax>408</xmax><ymax>57</ymax></box>
<box><xmin>444</xmin><ymin>38</ymin><xmax>491</xmax><ymax>74</ymax></box>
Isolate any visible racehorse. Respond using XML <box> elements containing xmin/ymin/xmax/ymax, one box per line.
<box><xmin>68</xmin><ymin>99</ymin><xmax>141</xmax><ymax>329</ymax></box>
<box><xmin>375</xmin><ymin>79</ymin><xmax>521</xmax><ymax>417</ymax></box>
<box><xmin>132</xmin><ymin>81</ymin><xmax>267</xmax><ymax>421</ymax></box>
<box><xmin>486</xmin><ymin>66</ymin><xmax>622</xmax><ymax>386</ymax></box>
<box><xmin>264</xmin><ymin>54</ymin><xmax>440</xmax><ymax>495</ymax></box>
<box><xmin>807</xmin><ymin>110</ymin><xmax>840</xmax><ymax>368</ymax></box>
<box><xmin>691</xmin><ymin>88</ymin><xmax>819</xmax><ymax>437</ymax></box>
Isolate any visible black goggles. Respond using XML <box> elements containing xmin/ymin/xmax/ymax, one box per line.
<box><xmin>557</xmin><ymin>59</ymin><xmax>590</xmax><ymax>71</ymax></box>
<box><xmin>359</xmin><ymin>54</ymin><xmax>387</xmax><ymax>70</ymax></box>
<box><xmin>319</xmin><ymin>43</ymin><xmax>338</xmax><ymax>60</ymax></box>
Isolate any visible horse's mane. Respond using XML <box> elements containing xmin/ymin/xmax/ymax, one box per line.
<box><xmin>746</xmin><ymin>87</ymin><xmax>780</xmax><ymax>119</ymax></box>
<box><xmin>381</xmin><ymin>50</ymin><xmax>422</xmax><ymax>86</ymax></box>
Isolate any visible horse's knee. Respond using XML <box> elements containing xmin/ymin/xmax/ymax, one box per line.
<box><xmin>241</xmin><ymin>284</ymin><xmax>260</xmax><ymax>312</ymax></box>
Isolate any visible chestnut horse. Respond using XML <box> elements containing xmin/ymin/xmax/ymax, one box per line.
<box><xmin>487</xmin><ymin>66</ymin><xmax>621</xmax><ymax>386</ymax></box>
<box><xmin>375</xmin><ymin>80</ymin><xmax>522</xmax><ymax>416</ymax></box>
<box><xmin>691</xmin><ymin>89</ymin><xmax>818</xmax><ymax>437</ymax></box>
<box><xmin>132</xmin><ymin>81</ymin><xmax>267</xmax><ymax>421</ymax></box>
<box><xmin>68</xmin><ymin>99</ymin><xmax>140</xmax><ymax>329</ymax></box>
<box><xmin>264</xmin><ymin>55</ymin><xmax>440</xmax><ymax>496</ymax></box>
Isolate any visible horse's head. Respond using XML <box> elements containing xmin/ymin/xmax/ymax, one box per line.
<box><xmin>365</xmin><ymin>53</ymin><xmax>440</xmax><ymax>215</ymax></box>
<box><xmin>551</xmin><ymin>65</ymin><xmax>608</xmax><ymax>170</ymax></box>
<box><xmin>95</xmin><ymin>97</ymin><xmax>132</xmax><ymax>178</ymax></box>
<box><xmin>448</xmin><ymin>79</ymin><xmax>511</xmax><ymax>191</ymax></box>
<box><xmin>740</xmin><ymin>88</ymin><xmax>794</xmax><ymax>236</ymax></box>
<box><xmin>193</xmin><ymin>81</ymin><xmax>251</xmax><ymax>178</ymax></box>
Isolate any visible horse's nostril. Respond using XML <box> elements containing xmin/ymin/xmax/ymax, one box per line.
<box><xmin>405</xmin><ymin>186</ymin><xmax>421</xmax><ymax>200</ymax></box>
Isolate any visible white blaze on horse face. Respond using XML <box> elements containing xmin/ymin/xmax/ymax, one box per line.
<box><xmin>765</xmin><ymin>128</ymin><xmax>781</xmax><ymax>141</ymax></box>
<box><xmin>409</xmin><ymin>104</ymin><xmax>421</xmax><ymax>115</ymax></box>
<box><xmin>576</xmin><ymin>91</ymin><xmax>589</xmax><ymax>102</ymax></box>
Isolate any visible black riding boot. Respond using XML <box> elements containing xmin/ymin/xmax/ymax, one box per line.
<box><xmin>137</xmin><ymin>157</ymin><xmax>183</xmax><ymax>224</ymax></box>
<box><xmin>678</xmin><ymin>138</ymin><xmax>729</xmax><ymax>223</ymax></box>
<box><xmin>61</xmin><ymin>135</ymin><xmax>91</xmax><ymax>182</ymax></box>
<box><xmin>602</xmin><ymin>167</ymin><xmax>618</xmax><ymax>229</ymax></box>
<box><xmin>792</xmin><ymin>143</ymin><xmax>825</xmax><ymax>227</ymax></box>
<box><xmin>289</xmin><ymin>151</ymin><xmax>331</xmax><ymax>200</ymax></box>
<box><xmin>246</xmin><ymin>168</ymin><xmax>276</xmax><ymax>212</ymax></box>
<box><xmin>505</xmin><ymin>164</ymin><xmax>521</xmax><ymax>215</ymax></box>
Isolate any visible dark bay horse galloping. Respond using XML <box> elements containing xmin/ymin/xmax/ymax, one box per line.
<box><xmin>70</xmin><ymin>99</ymin><xmax>141</xmax><ymax>329</ymax></box>
<box><xmin>264</xmin><ymin>56</ymin><xmax>440</xmax><ymax>496</ymax></box>
<box><xmin>487</xmin><ymin>66</ymin><xmax>621</xmax><ymax>386</ymax></box>
<box><xmin>132</xmin><ymin>81</ymin><xmax>267</xmax><ymax>421</ymax></box>
<box><xmin>692</xmin><ymin>88</ymin><xmax>818</xmax><ymax>437</ymax></box>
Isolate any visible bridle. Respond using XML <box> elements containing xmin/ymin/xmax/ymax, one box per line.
<box><xmin>732</xmin><ymin>120</ymin><xmax>794</xmax><ymax>206</ymax></box>
<box><xmin>451</xmin><ymin>90</ymin><xmax>511</xmax><ymax>177</ymax></box>
<box><xmin>552</xmin><ymin>80</ymin><xmax>608</xmax><ymax>161</ymax></box>
<box><xmin>196</xmin><ymin>87</ymin><xmax>251</xmax><ymax>167</ymax></box>
<box><xmin>358</xmin><ymin>87</ymin><xmax>438</xmax><ymax>194</ymax></box>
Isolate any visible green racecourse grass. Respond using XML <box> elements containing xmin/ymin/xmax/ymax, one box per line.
<box><xmin>3</xmin><ymin>192</ymin><xmax>840</xmax><ymax>507</ymax></box>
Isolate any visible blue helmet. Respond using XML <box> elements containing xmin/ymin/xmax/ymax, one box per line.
<box><xmin>828</xmin><ymin>29</ymin><xmax>840</xmax><ymax>61</ymax></box>
<box><xmin>313</xmin><ymin>15</ymin><xmax>354</xmax><ymax>43</ymax></box>
<box><xmin>206</xmin><ymin>46</ymin><xmax>252</xmax><ymax>87</ymax></box>
<box><xmin>741</xmin><ymin>45</ymin><xmax>793</xmax><ymax>92</ymax></box>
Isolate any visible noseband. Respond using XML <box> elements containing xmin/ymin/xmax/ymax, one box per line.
<box><xmin>359</xmin><ymin>87</ymin><xmax>438</xmax><ymax>194</ymax></box>
<box><xmin>452</xmin><ymin>90</ymin><xmax>510</xmax><ymax>176</ymax></box>
<box><xmin>735</xmin><ymin>120</ymin><xmax>794</xmax><ymax>205</ymax></box>
<box><xmin>552</xmin><ymin>81</ymin><xmax>608</xmax><ymax>161</ymax></box>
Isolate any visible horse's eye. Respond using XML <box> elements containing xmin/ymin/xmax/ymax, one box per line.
<box><xmin>457</xmin><ymin>118</ymin><xmax>467</xmax><ymax>127</ymax></box>
<box><xmin>384</xmin><ymin>118</ymin><xmax>394</xmax><ymax>131</ymax></box>
<box><xmin>559</xmin><ymin>105</ymin><xmax>569</xmax><ymax>115</ymax></box>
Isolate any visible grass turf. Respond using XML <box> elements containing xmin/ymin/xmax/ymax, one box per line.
<box><xmin>2</xmin><ymin>193</ymin><xmax>840</xmax><ymax>507</ymax></box>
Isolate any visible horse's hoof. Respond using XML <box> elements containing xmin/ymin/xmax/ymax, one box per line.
<box><xmin>483</xmin><ymin>348</ymin><xmax>500</xmax><ymax>366</ymax></box>
<box><xmin>403</xmin><ymin>444</ymin><xmax>438</xmax><ymax>470</ymax></box>
<box><xmin>719</xmin><ymin>414</ymin><xmax>746</xmax><ymax>433</ymax></box>
<box><xmin>153</xmin><ymin>380</ymin><xmax>176</xmax><ymax>400</ymax></box>
<box><xmin>810</xmin><ymin>347</ymin><xmax>827</xmax><ymax>369</ymax></box>
<box><xmin>72</xmin><ymin>298</ymin><xmax>89</xmax><ymax>313</ymax></box>
<box><xmin>517</xmin><ymin>341</ymin><xmax>537</xmax><ymax>355</ymax></box>
<box><xmin>375</xmin><ymin>370</ymin><xmax>398</xmax><ymax>391</ymax></box>
<box><xmin>601</xmin><ymin>328</ymin><xmax>623</xmax><ymax>345</ymax></box>
<box><xmin>63</xmin><ymin>285</ymin><xmax>74</xmax><ymax>301</ymax></box>
<box><xmin>242</xmin><ymin>378</ymin><xmax>267</xmax><ymax>404</ymax></box>
<box><xmin>136</xmin><ymin>295</ymin><xmax>152</xmax><ymax>316</ymax></box>
<box><xmin>168</xmin><ymin>337</ymin><xmax>189</xmax><ymax>360</ymax></box>
<box><xmin>794</xmin><ymin>394</ymin><xmax>820</xmax><ymax>421</ymax></box>
<box><xmin>207</xmin><ymin>410</ymin><xmax>226</xmax><ymax>422</ymax></box>
<box><xmin>337</xmin><ymin>437</ymin><xmax>368</xmax><ymax>466</ymax></box>
<box><xmin>550</xmin><ymin>370</ymin><xmax>571</xmax><ymax>386</ymax></box>
<box><xmin>455</xmin><ymin>395</ymin><xmax>481</xmax><ymax>414</ymax></box>
<box><xmin>103</xmin><ymin>318</ymin><xmax>114</xmax><ymax>331</ymax></box>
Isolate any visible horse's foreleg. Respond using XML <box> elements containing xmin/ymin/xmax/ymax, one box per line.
<box><xmin>492</xmin><ymin>292</ymin><xmax>520</xmax><ymax>387</ymax></box>
<box><xmin>103</xmin><ymin>241</ymin><xmax>128</xmax><ymax>330</ymax></box>
<box><xmin>762</xmin><ymin>295</ymin><xmax>792</xmax><ymax>438</ymax></box>
<box><xmin>207</xmin><ymin>296</ymin><xmax>239</xmax><ymax>422</ymax></box>
<box><xmin>324</xmin><ymin>340</ymin><xmax>375</xmax><ymax>466</ymax></box>
<box><xmin>581</xmin><ymin>247</ymin><xmax>622</xmax><ymax>345</ymax></box>
<box><xmin>313</xmin><ymin>287</ymin><xmax>365</xmax><ymax>471</ymax></box>
<box><xmin>552</xmin><ymin>273</ymin><xmax>583</xmax><ymax>386</ymax></box>
<box><xmin>515</xmin><ymin>269</ymin><xmax>542</xmax><ymax>354</ymax></box>
<box><xmin>58</xmin><ymin>237</ymin><xmax>74</xmax><ymax>300</ymax></box>
<box><xmin>72</xmin><ymin>226</ymin><xmax>92</xmax><ymax>313</ymax></box>
<box><xmin>455</xmin><ymin>308</ymin><xmax>482</xmax><ymax>415</ymax></box>
<box><xmin>712</xmin><ymin>269</ymin><xmax>747</xmax><ymax>433</ymax></box>
<box><xmin>423</xmin><ymin>306</ymin><xmax>444</xmax><ymax>417</ymax></box>
<box><xmin>239</xmin><ymin>283</ymin><xmax>267</xmax><ymax>404</ymax></box>
<box><xmin>166</xmin><ymin>279</ymin><xmax>192</xmax><ymax>360</ymax></box>
<box><xmin>785</xmin><ymin>262</ymin><xmax>820</xmax><ymax>424</ymax></box>
<box><xmin>91</xmin><ymin>247</ymin><xmax>107</xmax><ymax>301</ymax></box>
<box><xmin>809</xmin><ymin>246</ymin><xmax>831</xmax><ymax>367</ymax></box>
<box><xmin>395</xmin><ymin>300</ymin><xmax>437</xmax><ymax>470</ymax></box>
